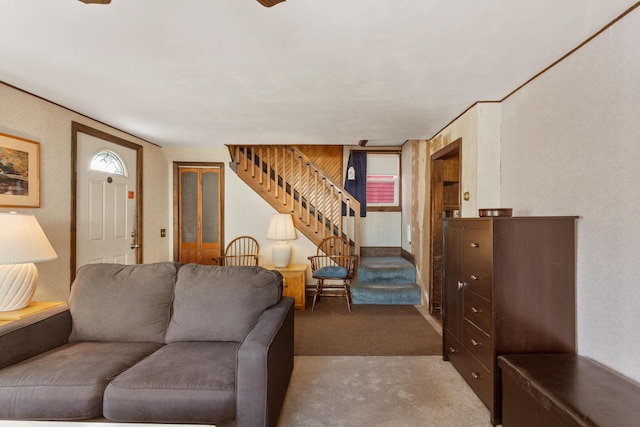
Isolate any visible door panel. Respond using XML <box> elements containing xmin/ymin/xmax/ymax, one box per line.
<box><xmin>178</xmin><ymin>166</ymin><xmax>223</xmax><ymax>265</ymax></box>
<box><xmin>201</xmin><ymin>169</ymin><xmax>220</xmax><ymax>265</ymax></box>
<box><xmin>77</xmin><ymin>132</ymin><xmax>138</xmax><ymax>268</ymax></box>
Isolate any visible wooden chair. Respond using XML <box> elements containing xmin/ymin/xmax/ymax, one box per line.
<box><xmin>308</xmin><ymin>236</ymin><xmax>358</xmax><ymax>312</ymax></box>
<box><xmin>218</xmin><ymin>236</ymin><xmax>259</xmax><ymax>266</ymax></box>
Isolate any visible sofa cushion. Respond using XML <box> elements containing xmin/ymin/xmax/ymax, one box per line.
<box><xmin>104</xmin><ymin>342</ymin><xmax>239</xmax><ymax>424</ymax></box>
<box><xmin>68</xmin><ymin>262</ymin><xmax>179</xmax><ymax>343</ymax></box>
<box><xmin>0</xmin><ymin>341</ymin><xmax>161</xmax><ymax>420</ymax></box>
<box><xmin>166</xmin><ymin>265</ymin><xmax>282</xmax><ymax>343</ymax></box>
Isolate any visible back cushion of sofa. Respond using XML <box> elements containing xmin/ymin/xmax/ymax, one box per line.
<box><xmin>165</xmin><ymin>265</ymin><xmax>282</xmax><ymax>343</ymax></box>
<box><xmin>68</xmin><ymin>262</ymin><xmax>180</xmax><ymax>343</ymax></box>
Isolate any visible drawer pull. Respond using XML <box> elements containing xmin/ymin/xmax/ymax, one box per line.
<box><xmin>457</xmin><ymin>281</ymin><xmax>465</xmax><ymax>290</ymax></box>
<box><xmin>471</xmin><ymin>306</ymin><xmax>482</xmax><ymax>313</ymax></box>
<box><xmin>449</xmin><ymin>347</ymin><xmax>458</xmax><ymax>354</ymax></box>
<box><xmin>470</xmin><ymin>243</ymin><xmax>480</xmax><ymax>248</ymax></box>
<box><xmin>470</xmin><ymin>339</ymin><xmax>480</xmax><ymax>346</ymax></box>
<box><xmin>471</xmin><ymin>371</ymin><xmax>481</xmax><ymax>379</ymax></box>
<box><xmin>470</xmin><ymin>274</ymin><xmax>481</xmax><ymax>281</ymax></box>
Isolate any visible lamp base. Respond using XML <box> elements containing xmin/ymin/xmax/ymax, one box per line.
<box><xmin>272</xmin><ymin>241</ymin><xmax>292</xmax><ymax>268</ymax></box>
<box><xmin>0</xmin><ymin>263</ymin><xmax>38</xmax><ymax>312</ymax></box>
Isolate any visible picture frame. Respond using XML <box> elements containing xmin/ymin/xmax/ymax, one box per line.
<box><xmin>0</xmin><ymin>133</ymin><xmax>40</xmax><ymax>208</ymax></box>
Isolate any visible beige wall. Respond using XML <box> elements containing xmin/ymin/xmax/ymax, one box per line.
<box><xmin>410</xmin><ymin>6</ymin><xmax>640</xmax><ymax>382</ymax></box>
<box><xmin>0</xmin><ymin>83</ymin><xmax>171</xmax><ymax>302</ymax></box>
<box><xmin>403</xmin><ymin>140</ymin><xmax>428</xmax><ymax>303</ymax></box>
<box><xmin>429</xmin><ymin>103</ymin><xmax>501</xmax><ymax>217</ymax></box>
<box><xmin>500</xmin><ymin>7</ymin><xmax>640</xmax><ymax>382</ymax></box>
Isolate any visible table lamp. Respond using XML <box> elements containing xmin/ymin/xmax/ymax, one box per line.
<box><xmin>0</xmin><ymin>212</ymin><xmax>58</xmax><ymax>311</ymax></box>
<box><xmin>266</xmin><ymin>213</ymin><xmax>297</xmax><ymax>268</ymax></box>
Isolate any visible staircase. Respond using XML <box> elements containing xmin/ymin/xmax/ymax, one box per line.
<box><xmin>228</xmin><ymin>145</ymin><xmax>360</xmax><ymax>255</ymax></box>
<box><xmin>351</xmin><ymin>257</ymin><xmax>422</xmax><ymax>305</ymax></box>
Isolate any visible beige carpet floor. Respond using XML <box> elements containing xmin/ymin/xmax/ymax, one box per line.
<box><xmin>278</xmin><ymin>355</ymin><xmax>492</xmax><ymax>427</ymax></box>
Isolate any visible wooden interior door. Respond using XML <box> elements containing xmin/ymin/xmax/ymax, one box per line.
<box><xmin>174</xmin><ymin>163</ymin><xmax>224</xmax><ymax>264</ymax></box>
<box><xmin>429</xmin><ymin>138</ymin><xmax>461</xmax><ymax>314</ymax></box>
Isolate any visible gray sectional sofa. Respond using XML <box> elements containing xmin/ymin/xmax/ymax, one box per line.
<box><xmin>0</xmin><ymin>262</ymin><xmax>294</xmax><ymax>426</ymax></box>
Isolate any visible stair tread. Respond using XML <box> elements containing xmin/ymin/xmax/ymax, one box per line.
<box><xmin>352</xmin><ymin>282</ymin><xmax>420</xmax><ymax>288</ymax></box>
<box><xmin>359</xmin><ymin>256</ymin><xmax>414</xmax><ymax>269</ymax></box>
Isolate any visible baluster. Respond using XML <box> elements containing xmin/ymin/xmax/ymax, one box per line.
<box><xmin>266</xmin><ymin>146</ymin><xmax>271</xmax><ymax>191</ymax></box>
<box><xmin>291</xmin><ymin>155</ymin><xmax>302</xmax><ymax>213</ymax></box>
<box><xmin>251</xmin><ymin>145</ymin><xmax>256</xmax><ymax>178</ymax></box>
<box><xmin>298</xmin><ymin>157</ymin><xmax>310</xmax><ymax>221</ymax></box>
<box><xmin>290</xmin><ymin>150</ymin><xmax>295</xmax><ymax>212</ymax></box>
<box><xmin>243</xmin><ymin>145</ymin><xmax>248</xmax><ymax>171</ymax></box>
<box><xmin>307</xmin><ymin>165</ymin><xmax>320</xmax><ymax>225</ymax></box>
<box><xmin>314</xmin><ymin>177</ymin><xmax>328</xmax><ymax>233</ymax></box>
<box><xmin>259</xmin><ymin>146</ymin><xmax>263</xmax><ymax>184</ymax></box>
<box><xmin>340</xmin><ymin>192</ymin><xmax>346</xmax><ymax>238</ymax></box>
<box><xmin>330</xmin><ymin>187</ymin><xmax>336</xmax><ymax>237</ymax></box>
<box><xmin>274</xmin><ymin>148</ymin><xmax>279</xmax><ymax>198</ymax></box>
<box><xmin>345</xmin><ymin>197</ymin><xmax>350</xmax><ymax>243</ymax></box>
<box><xmin>281</xmin><ymin>146</ymin><xmax>287</xmax><ymax>206</ymax></box>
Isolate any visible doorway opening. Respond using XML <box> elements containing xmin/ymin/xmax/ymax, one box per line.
<box><xmin>429</xmin><ymin>138</ymin><xmax>461</xmax><ymax>314</ymax></box>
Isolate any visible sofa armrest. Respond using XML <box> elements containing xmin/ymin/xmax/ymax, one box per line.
<box><xmin>236</xmin><ymin>297</ymin><xmax>294</xmax><ymax>427</ymax></box>
<box><xmin>0</xmin><ymin>304</ymin><xmax>72</xmax><ymax>369</ymax></box>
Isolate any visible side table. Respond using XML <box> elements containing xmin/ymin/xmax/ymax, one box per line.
<box><xmin>0</xmin><ymin>301</ymin><xmax>65</xmax><ymax>326</ymax></box>
<box><xmin>264</xmin><ymin>264</ymin><xmax>307</xmax><ymax>310</ymax></box>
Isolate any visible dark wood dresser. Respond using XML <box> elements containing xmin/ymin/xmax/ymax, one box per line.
<box><xmin>442</xmin><ymin>216</ymin><xmax>577</xmax><ymax>426</ymax></box>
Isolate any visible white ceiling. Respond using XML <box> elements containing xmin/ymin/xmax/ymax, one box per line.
<box><xmin>0</xmin><ymin>0</ymin><xmax>636</xmax><ymax>147</ymax></box>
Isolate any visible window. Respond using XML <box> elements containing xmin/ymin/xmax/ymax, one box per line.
<box><xmin>90</xmin><ymin>150</ymin><xmax>127</xmax><ymax>176</ymax></box>
<box><xmin>366</xmin><ymin>152</ymin><xmax>400</xmax><ymax>210</ymax></box>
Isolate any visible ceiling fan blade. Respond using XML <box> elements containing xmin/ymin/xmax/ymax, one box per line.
<box><xmin>257</xmin><ymin>0</ymin><xmax>285</xmax><ymax>7</ymax></box>
<box><xmin>78</xmin><ymin>0</ymin><xmax>111</xmax><ymax>4</ymax></box>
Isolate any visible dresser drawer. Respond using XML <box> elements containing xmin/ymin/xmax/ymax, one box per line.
<box><xmin>446</xmin><ymin>330</ymin><xmax>493</xmax><ymax>411</ymax></box>
<box><xmin>464</xmin><ymin>290</ymin><xmax>491</xmax><ymax>334</ymax></box>
<box><xmin>444</xmin><ymin>329</ymin><xmax>464</xmax><ymax>360</ymax></box>
<box><xmin>463</xmin><ymin>228</ymin><xmax>492</xmax><ymax>298</ymax></box>
<box><xmin>464</xmin><ymin>320</ymin><xmax>492</xmax><ymax>370</ymax></box>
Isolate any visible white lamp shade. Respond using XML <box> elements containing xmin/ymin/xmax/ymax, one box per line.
<box><xmin>266</xmin><ymin>213</ymin><xmax>297</xmax><ymax>241</ymax></box>
<box><xmin>0</xmin><ymin>212</ymin><xmax>57</xmax><ymax>264</ymax></box>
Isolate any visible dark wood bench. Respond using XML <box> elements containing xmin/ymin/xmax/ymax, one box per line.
<box><xmin>498</xmin><ymin>354</ymin><xmax>640</xmax><ymax>427</ymax></box>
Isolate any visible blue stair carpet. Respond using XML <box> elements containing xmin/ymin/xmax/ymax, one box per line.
<box><xmin>351</xmin><ymin>256</ymin><xmax>421</xmax><ymax>305</ymax></box>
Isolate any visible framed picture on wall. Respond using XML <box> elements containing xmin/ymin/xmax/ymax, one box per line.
<box><xmin>0</xmin><ymin>133</ymin><xmax>40</xmax><ymax>208</ymax></box>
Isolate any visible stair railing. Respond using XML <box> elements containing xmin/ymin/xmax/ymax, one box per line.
<box><xmin>229</xmin><ymin>145</ymin><xmax>360</xmax><ymax>256</ymax></box>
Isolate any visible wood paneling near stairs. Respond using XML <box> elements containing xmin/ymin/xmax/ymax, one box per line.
<box><xmin>295</xmin><ymin>145</ymin><xmax>343</xmax><ymax>184</ymax></box>
<box><xmin>228</xmin><ymin>145</ymin><xmax>360</xmax><ymax>255</ymax></box>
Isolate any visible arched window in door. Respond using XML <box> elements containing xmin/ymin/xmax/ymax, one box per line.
<box><xmin>90</xmin><ymin>150</ymin><xmax>127</xmax><ymax>176</ymax></box>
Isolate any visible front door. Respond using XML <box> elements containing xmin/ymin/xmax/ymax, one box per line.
<box><xmin>72</xmin><ymin>123</ymin><xmax>143</xmax><ymax>279</ymax></box>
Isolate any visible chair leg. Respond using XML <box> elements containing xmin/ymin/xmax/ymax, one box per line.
<box><xmin>311</xmin><ymin>279</ymin><xmax>323</xmax><ymax>312</ymax></box>
<box><xmin>344</xmin><ymin>280</ymin><xmax>351</xmax><ymax>313</ymax></box>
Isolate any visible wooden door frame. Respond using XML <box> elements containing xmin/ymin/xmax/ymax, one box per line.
<box><xmin>71</xmin><ymin>122</ymin><xmax>143</xmax><ymax>283</ymax></box>
<box><xmin>429</xmin><ymin>138</ymin><xmax>461</xmax><ymax>314</ymax></box>
<box><xmin>172</xmin><ymin>161</ymin><xmax>225</xmax><ymax>262</ymax></box>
